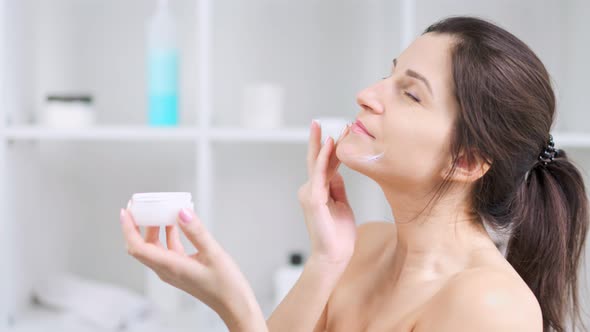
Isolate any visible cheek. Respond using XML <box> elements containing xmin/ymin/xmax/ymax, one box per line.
<box><xmin>381</xmin><ymin>115</ymin><xmax>451</xmax><ymax>182</ymax></box>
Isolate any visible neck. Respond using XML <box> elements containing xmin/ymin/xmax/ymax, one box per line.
<box><xmin>378</xmin><ymin>181</ymin><xmax>499</xmax><ymax>283</ymax></box>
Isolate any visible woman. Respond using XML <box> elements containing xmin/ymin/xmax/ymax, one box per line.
<box><xmin>120</xmin><ymin>16</ymin><xmax>589</xmax><ymax>332</ymax></box>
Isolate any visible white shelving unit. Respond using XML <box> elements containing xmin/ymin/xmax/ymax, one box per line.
<box><xmin>0</xmin><ymin>0</ymin><xmax>395</xmax><ymax>330</ymax></box>
<box><xmin>0</xmin><ymin>0</ymin><xmax>225</xmax><ymax>329</ymax></box>
<box><xmin>1</xmin><ymin>0</ymin><xmax>589</xmax><ymax>331</ymax></box>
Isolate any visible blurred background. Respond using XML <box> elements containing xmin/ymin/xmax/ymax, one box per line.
<box><xmin>0</xmin><ymin>0</ymin><xmax>589</xmax><ymax>331</ymax></box>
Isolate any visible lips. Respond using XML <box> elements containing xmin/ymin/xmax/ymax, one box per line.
<box><xmin>352</xmin><ymin>120</ymin><xmax>375</xmax><ymax>139</ymax></box>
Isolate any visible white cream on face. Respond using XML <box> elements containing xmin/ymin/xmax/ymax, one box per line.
<box><xmin>363</xmin><ymin>151</ymin><xmax>385</xmax><ymax>162</ymax></box>
<box><xmin>337</xmin><ymin>122</ymin><xmax>386</xmax><ymax>163</ymax></box>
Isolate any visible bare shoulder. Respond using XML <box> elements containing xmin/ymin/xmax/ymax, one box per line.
<box><xmin>415</xmin><ymin>267</ymin><xmax>543</xmax><ymax>332</ymax></box>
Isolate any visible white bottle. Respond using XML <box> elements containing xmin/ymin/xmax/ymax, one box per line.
<box><xmin>272</xmin><ymin>252</ymin><xmax>305</xmax><ymax>309</ymax></box>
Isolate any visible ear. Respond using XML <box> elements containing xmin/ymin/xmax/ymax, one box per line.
<box><xmin>440</xmin><ymin>150</ymin><xmax>491</xmax><ymax>183</ymax></box>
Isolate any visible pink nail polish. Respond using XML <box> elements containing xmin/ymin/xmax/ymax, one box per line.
<box><xmin>339</xmin><ymin>124</ymin><xmax>347</xmax><ymax>136</ymax></box>
<box><xmin>179</xmin><ymin>208</ymin><xmax>192</xmax><ymax>224</ymax></box>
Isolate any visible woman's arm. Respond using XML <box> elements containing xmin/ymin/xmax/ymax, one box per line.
<box><xmin>266</xmin><ymin>121</ymin><xmax>356</xmax><ymax>332</ymax></box>
<box><xmin>120</xmin><ymin>207</ymin><xmax>268</xmax><ymax>332</ymax></box>
<box><xmin>120</xmin><ymin>120</ymin><xmax>354</xmax><ymax>332</ymax></box>
<box><xmin>267</xmin><ymin>256</ymin><xmax>347</xmax><ymax>332</ymax></box>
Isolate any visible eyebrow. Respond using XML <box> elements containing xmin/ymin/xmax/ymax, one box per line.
<box><xmin>393</xmin><ymin>58</ymin><xmax>433</xmax><ymax>96</ymax></box>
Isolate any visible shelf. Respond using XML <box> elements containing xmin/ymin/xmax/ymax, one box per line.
<box><xmin>3</xmin><ymin>127</ymin><xmax>590</xmax><ymax>147</ymax></box>
<box><xmin>210</xmin><ymin>127</ymin><xmax>309</xmax><ymax>142</ymax></box>
<box><xmin>551</xmin><ymin>132</ymin><xmax>590</xmax><ymax>148</ymax></box>
<box><xmin>2</xmin><ymin>126</ymin><xmax>311</xmax><ymax>143</ymax></box>
<box><xmin>3</xmin><ymin>126</ymin><xmax>202</xmax><ymax>141</ymax></box>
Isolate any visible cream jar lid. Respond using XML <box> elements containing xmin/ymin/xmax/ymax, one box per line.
<box><xmin>132</xmin><ymin>192</ymin><xmax>192</xmax><ymax>203</ymax></box>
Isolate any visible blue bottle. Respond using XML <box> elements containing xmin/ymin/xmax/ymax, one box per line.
<box><xmin>147</xmin><ymin>0</ymin><xmax>179</xmax><ymax>126</ymax></box>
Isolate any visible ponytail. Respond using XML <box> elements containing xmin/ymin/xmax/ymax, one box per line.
<box><xmin>506</xmin><ymin>149</ymin><xmax>589</xmax><ymax>332</ymax></box>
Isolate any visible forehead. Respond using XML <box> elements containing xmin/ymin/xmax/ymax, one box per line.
<box><xmin>396</xmin><ymin>33</ymin><xmax>456</xmax><ymax>100</ymax></box>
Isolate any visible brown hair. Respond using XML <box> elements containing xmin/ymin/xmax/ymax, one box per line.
<box><xmin>421</xmin><ymin>16</ymin><xmax>589</xmax><ymax>331</ymax></box>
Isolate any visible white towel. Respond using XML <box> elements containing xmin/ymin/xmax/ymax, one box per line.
<box><xmin>32</xmin><ymin>273</ymin><xmax>153</xmax><ymax>330</ymax></box>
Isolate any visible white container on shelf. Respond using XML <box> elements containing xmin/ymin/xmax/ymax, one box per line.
<box><xmin>272</xmin><ymin>252</ymin><xmax>305</xmax><ymax>309</ymax></box>
<box><xmin>241</xmin><ymin>82</ymin><xmax>284</xmax><ymax>129</ymax></box>
<box><xmin>44</xmin><ymin>94</ymin><xmax>96</xmax><ymax>128</ymax></box>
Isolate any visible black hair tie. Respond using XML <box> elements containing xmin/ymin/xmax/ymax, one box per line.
<box><xmin>538</xmin><ymin>134</ymin><xmax>556</xmax><ymax>165</ymax></box>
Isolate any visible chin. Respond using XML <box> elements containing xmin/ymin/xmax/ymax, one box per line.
<box><xmin>336</xmin><ymin>141</ymin><xmax>375</xmax><ymax>177</ymax></box>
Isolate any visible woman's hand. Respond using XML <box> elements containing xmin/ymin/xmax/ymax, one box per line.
<box><xmin>120</xmin><ymin>207</ymin><xmax>267</xmax><ymax>332</ymax></box>
<box><xmin>298</xmin><ymin>120</ymin><xmax>357</xmax><ymax>269</ymax></box>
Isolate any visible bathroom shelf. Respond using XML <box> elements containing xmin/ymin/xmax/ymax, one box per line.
<box><xmin>210</xmin><ymin>127</ymin><xmax>309</xmax><ymax>142</ymax></box>
<box><xmin>3</xmin><ymin>126</ymin><xmax>202</xmax><ymax>141</ymax></box>
<box><xmin>4</xmin><ymin>127</ymin><xmax>590</xmax><ymax>147</ymax></box>
<box><xmin>2</xmin><ymin>126</ymin><xmax>311</xmax><ymax>143</ymax></box>
<box><xmin>551</xmin><ymin>132</ymin><xmax>590</xmax><ymax>148</ymax></box>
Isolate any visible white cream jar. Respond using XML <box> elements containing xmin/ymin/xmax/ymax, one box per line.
<box><xmin>128</xmin><ymin>192</ymin><xmax>193</xmax><ymax>226</ymax></box>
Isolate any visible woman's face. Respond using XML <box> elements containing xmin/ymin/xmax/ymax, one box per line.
<box><xmin>336</xmin><ymin>33</ymin><xmax>460</xmax><ymax>190</ymax></box>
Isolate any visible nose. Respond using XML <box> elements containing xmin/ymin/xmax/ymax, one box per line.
<box><xmin>356</xmin><ymin>82</ymin><xmax>384</xmax><ymax>114</ymax></box>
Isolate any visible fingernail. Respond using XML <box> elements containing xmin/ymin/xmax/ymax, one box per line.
<box><xmin>120</xmin><ymin>209</ymin><xmax>125</xmax><ymax>223</ymax></box>
<box><xmin>324</xmin><ymin>136</ymin><xmax>332</xmax><ymax>144</ymax></box>
<box><xmin>126</xmin><ymin>200</ymin><xmax>131</xmax><ymax>210</ymax></box>
<box><xmin>339</xmin><ymin>124</ymin><xmax>348</xmax><ymax>136</ymax></box>
<box><xmin>179</xmin><ymin>208</ymin><xmax>192</xmax><ymax>224</ymax></box>
<box><xmin>313</xmin><ymin>119</ymin><xmax>321</xmax><ymax>127</ymax></box>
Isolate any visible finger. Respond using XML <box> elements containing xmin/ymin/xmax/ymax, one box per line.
<box><xmin>326</xmin><ymin>124</ymin><xmax>350</xmax><ymax>183</ymax></box>
<box><xmin>126</xmin><ymin>201</ymin><xmax>162</xmax><ymax>248</ymax></box>
<box><xmin>329</xmin><ymin>172</ymin><xmax>350</xmax><ymax>204</ymax></box>
<box><xmin>121</xmin><ymin>208</ymin><xmax>145</xmax><ymax>251</ymax></box>
<box><xmin>177</xmin><ymin>208</ymin><xmax>222</xmax><ymax>255</ymax></box>
<box><xmin>145</xmin><ymin>227</ymin><xmax>162</xmax><ymax>247</ymax></box>
<box><xmin>120</xmin><ymin>209</ymin><xmax>163</xmax><ymax>268</ymax></box>
<box><xmin>121</xmin><ymin>209</ymin><xmax>201</xmax><ymax>275</ymax></box>
<box><xmin>326</xmin><ymin>158</ymin><xmax>341</xmax><ymax>185</ymax></box>
<box><xmin>306</xmin><ymin>120</ymin><xmax>322</xmax><ymax>178</ymax></box>
<box><xmin>335</xmin><ymin>123</ymin><xmax>350</xmax><ymax>145</ymax></box>
<box><xmin>125</xmin><ymin>201</ymin><xmax>140</xmax><ymax>234</ymax></box>
<box><xmin>166</xmin><ymin>224</ymin><xmax>185</xmax><ymax>254</ymax></box>
<box><xmin>311</xmin><ymin>136</ymin><xmax>334</xmax><ymax>198</ymax></box>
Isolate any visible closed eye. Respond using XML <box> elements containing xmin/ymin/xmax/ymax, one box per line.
<box><xmin>404</xmin><ymin>91</ymin><xmax>421</xmax><ymax>103</ymax></box>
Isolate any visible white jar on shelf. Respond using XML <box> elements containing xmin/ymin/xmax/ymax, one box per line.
<box><xmin>44</xmin><ymin>94</ymin><xmax>96</xmax><ymax>128</ymax></box>
<box><xmin>241</xmin><ymin>82</ymin><xmax>284</xmax><ymax>129</ymax></box>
